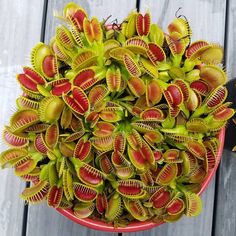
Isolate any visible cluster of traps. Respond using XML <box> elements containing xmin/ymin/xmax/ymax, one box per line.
<box><xmin>0</xmin><ymin>2</ymin><xmax>234</xmax><ymax>226</ymax></box>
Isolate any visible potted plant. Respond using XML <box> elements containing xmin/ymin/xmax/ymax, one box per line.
<box><xmin>0</xmin><ymin>2</ymin><xmax>233</xmax><ymax>232</ymax></box>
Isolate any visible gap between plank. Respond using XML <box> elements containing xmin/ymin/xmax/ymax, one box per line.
<box><xmin>40</xmin><ymin>0</ymin><xmax>49</xmax><ymax>43</ymax></box>
<box><xmin>21</xmin><ymin>182</ymin><xmax>30</xmax><ymax>236</ymax></box>
<box><xmin>21</xmin><ymin>0</ymin><xmax>48</xmax><ymax>236</ymax></box>
<box><xmin>136</xmin><ymin>0</ymin><xmax>141</xmax><ymax>12</ymax></box>
<box><xmin>211</xmin><ymin>0</ymin><xmax>230</xmax><ymax>236</ymax></box>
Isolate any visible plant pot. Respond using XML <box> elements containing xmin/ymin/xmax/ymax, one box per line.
<box><xmin>56</xmin><ymin>128</ymin><xmax>225</xmax><ymax>233</ymax></box>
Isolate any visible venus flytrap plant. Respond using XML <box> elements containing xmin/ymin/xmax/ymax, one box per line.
<box><xmin>0</xmin><ymin>2</ymin><xmax>234</xmax><ymax>227</ymax></box>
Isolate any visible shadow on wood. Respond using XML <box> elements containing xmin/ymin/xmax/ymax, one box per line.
<box><xmin>224</xmin><ymin>78</ymin><xmax>236</xmax><ymax>151</ymax></box>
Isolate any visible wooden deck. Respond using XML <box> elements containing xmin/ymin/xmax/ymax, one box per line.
<box><xmin>0</xmin><ymin>0</ymin><xmax>235</xmax><ymax>235</ymax></box>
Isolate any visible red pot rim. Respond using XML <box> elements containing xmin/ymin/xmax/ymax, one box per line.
<box><xmin>56</xmin><ymin>128</ymin><xmax>225</xmax><ymax>233</ymax></box>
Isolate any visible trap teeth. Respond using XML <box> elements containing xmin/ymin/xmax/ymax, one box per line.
<box><xmin>147</xmin><ymin>42</ymin><xmax>166</xmax><ymax>65</ymax></box>
<box><xmin>136</xmin><ymin>13</ymin><xmax>151</xmax><ymax>36</ymax></box>
<box><xmin>10</xmin><ymin>110</ymin><xmax>39</xmax><ymax>133</ymax></box>
<box><xmin>17</xmin><ymin>67</ymin><xmax>46</xmax><ymax>93</ymax></box>
<box><xmin>83</xmin><ymin>17</ymin><xmax>103</xmax><ymax>44</ymax></box>
<box><xmin>123</xmin><ymin>53</ymin><xmax>141</xmax><ymax>77</ymax></box>
<box><xmin>3</xmin><ymin>127</ymin><xmax>29</xmax><ymax>148</ymax></box>
<box><xmin>39</xmin><ymin>96</ymin><xmax>65</xmax><ymax>123</ymax></box>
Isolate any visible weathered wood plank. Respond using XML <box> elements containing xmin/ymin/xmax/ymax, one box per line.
<box><xmin>27</xmin><ymin>203</ymin><xmax>117</xmax><ymax>236</ymax></box>
<box><xmin>140</xmin><ymin>0</ymin><xmax>226</xmax><ymax>43</ymax></box>
<box><xmin>0</xmin><ymin>1</ymin><xmax>44</xmax><ymax>235</ymax></box>
<box><xmin>123</xmin><ymin>0</ymin><xmax>226</xmax><ymax>236</ymax></box>
<box><xmin>214</xmin><ymin>0</ymin><xmax>236</xmax><ymax>235</ymax></box>
<box><xmin>224</xmin><ymin>0</ymin><xmax>236</xmax><ymax>78</ymax></box>
<box><xmin>26</xmin><ymin>0</ymin><xmax>136</xmax><ymax>235</ymax></box>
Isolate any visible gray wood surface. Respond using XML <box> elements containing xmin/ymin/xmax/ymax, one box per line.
<box><xmin>214</xmin><ymin>0</ymin><xmax>236</xmax><ymax>235</ymax></box>
<box><xmin>123</xmin><ymin>1</ymin><xmax>226</xmax><ymax>236</ymax></box>
<box><xmin>25</xmin><ymin>1</ymin><xmax>136</xmax><ymax>236</ymax></box>
<box><xmin>0</xmin><ymin>1</ymin><xmax>44</xmax><ymax>236</ymax></box>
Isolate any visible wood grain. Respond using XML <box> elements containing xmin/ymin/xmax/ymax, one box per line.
<box><xmin>27</xmin><ymin>203</ymin><xmax>117</xmax><ymax>236</ymax></box>
<box><xmin>122</xmin><ymin>0</ymin><xmax>226</xmax><ymax>236</ymax></box>
<box><xmin>225</xmin><ymin>0</ymin><xmax>236</xmax><ymax>78</ymax></box>
<box><xmin>0</xmin><ymin>1</ymin><xmax>44</xmax><ymax>236</ymax></box>
<box><xmin>214</xmin><ymin>0</ymin><xmax>236</xmax><ymax>235</ymax></box>
<box><xmin>140</xmin><ymin>0</ymin><xmax>226</xmax><ymax>42</ymax></box>
<box><xmin>26</xmin><ymin>1</ymin><xmax>136</xmax><ymax>235</ymax></box>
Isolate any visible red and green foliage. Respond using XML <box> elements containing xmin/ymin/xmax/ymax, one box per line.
<box><xmin>0</xmin><ymin>2</ymin><xmax>233</xmax><ymax>226</ymax></box>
